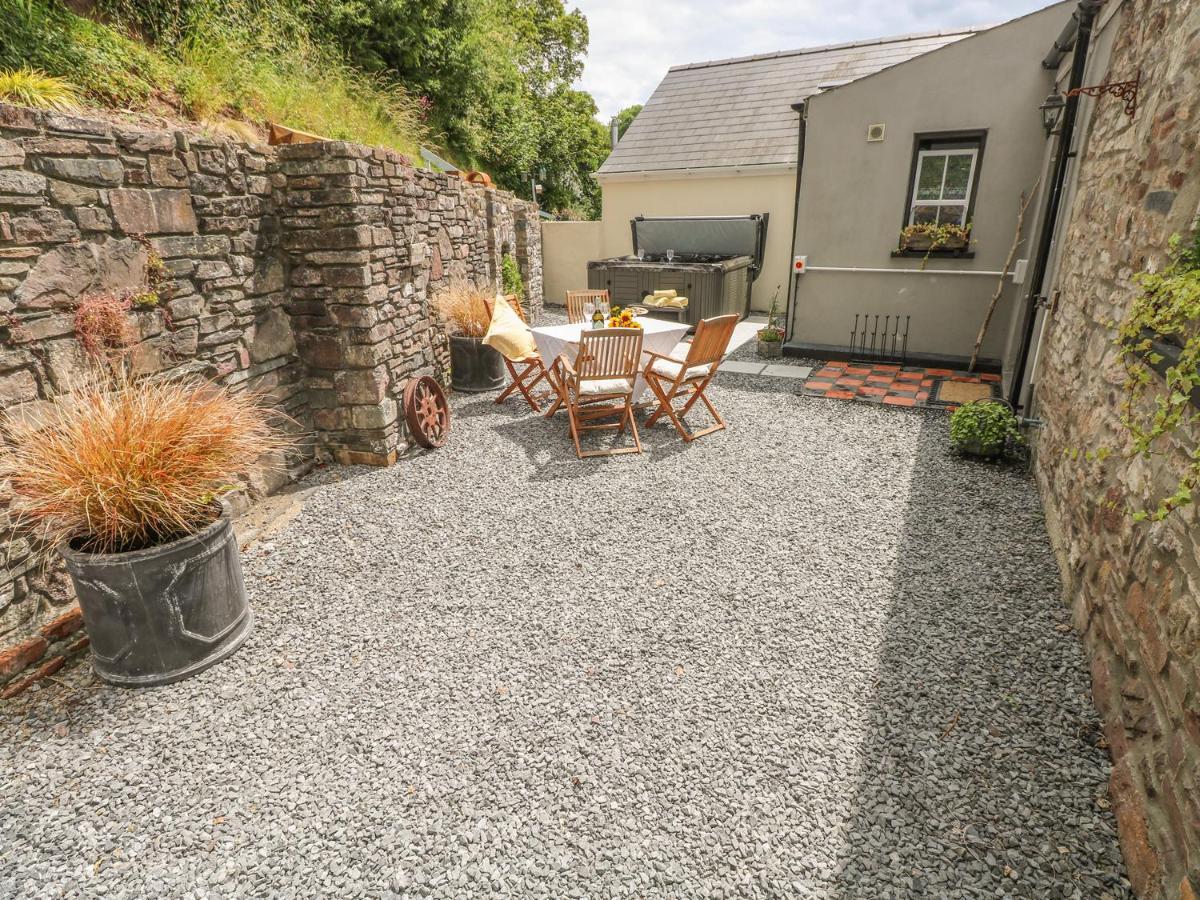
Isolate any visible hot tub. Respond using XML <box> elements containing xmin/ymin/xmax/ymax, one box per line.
<box><xmin>586</xmin><ymin>214</ymin><xmax>768</xmax><ymax>327</ymax></box>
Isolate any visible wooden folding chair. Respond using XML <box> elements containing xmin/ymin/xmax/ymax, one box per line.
<box><xmin>559</xmin><ymin>327</ymin><xmax>644</xmax><ymax>458</ymax></box>
<box><xmin>485</xmin><ymin>295</ymin><xmax>552</xmax><ymax>412</ymax></box>
<box><xmin>565</xmin><ymin>290</ymin><xmax>609</xmax><ymax>324</ymax></box>
<box><xmin>643</xmin><ymin>314</ymin><xmax>738</xmax><ymax>441</ymax></box>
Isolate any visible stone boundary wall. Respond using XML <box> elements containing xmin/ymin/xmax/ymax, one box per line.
<box><xmin>1032</xmin><ymin>2</ymin><xmax>1200</xmax><ymax>897</ymax></box>
<box><xmin>0</xmin><ymin>104</ymin><xmax>541</xmax><ymax>696</ymax></box>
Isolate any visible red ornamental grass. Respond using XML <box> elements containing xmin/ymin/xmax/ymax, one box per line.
<box><xmin>1</xmin><ymin>370</ymin><xmax>286</xmax><ymax>555</ymax></box>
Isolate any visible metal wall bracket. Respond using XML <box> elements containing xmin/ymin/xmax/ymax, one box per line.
<box><xmin>1067</xmin><ymin>69</ymin><xmax>1140</xmax><ymax>118</ymax></box>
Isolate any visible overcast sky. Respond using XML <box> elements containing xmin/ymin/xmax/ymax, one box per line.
<box><xmin>572</xmin><ymin>0</ymin><xmax>1061</xmax><ymax>120</ymax></box>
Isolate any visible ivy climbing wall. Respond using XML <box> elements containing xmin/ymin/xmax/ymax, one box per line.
<box><xmin>1032</xmin><ymin>2</ymin><xmax>1200</xmax><ymax>896</ymax></box>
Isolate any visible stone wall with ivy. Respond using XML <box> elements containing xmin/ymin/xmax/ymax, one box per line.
<box><xmin>0</xmin><ymin>103</ymin><xmax>541</xmax><ymax>696</ymax></box>
<box><xmin>1031</xmin><ymin>3</ymin><xmax>1200</xmax><ymax>896</ymax></box>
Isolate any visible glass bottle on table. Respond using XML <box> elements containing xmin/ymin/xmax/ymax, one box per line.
<box><xmin>591</xmin><ymin>303</ymin><xmax>606</xmax><ymax>329</ymax></box>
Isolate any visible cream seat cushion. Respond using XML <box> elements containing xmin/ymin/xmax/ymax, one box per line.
<box><xmin>650</xmin><ymin>357</ymin><xmax>713</xmax><ymax>381</ymax></box>
<box><xmin>482</xmin><ymin>294</ymin><xmax>538</xmax><ymax>361</ymax></box>
<box><xmin>578</xmin><ymin>377</ymin><xmax>634</xmax><ymax>396</ymax></box>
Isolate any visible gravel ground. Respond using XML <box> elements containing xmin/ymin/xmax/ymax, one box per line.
<box><xmin>0</xmin><ymin>369</ymin><xmax>1130</xmax><ymax>898</ymax></box>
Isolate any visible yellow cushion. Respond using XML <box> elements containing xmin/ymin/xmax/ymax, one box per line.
<box><xmin>652</xmin><ymin>289</ymin><xmax>677</xmax><ymax>299</ymax></box>
<box><xmin>482</xmin><ymin>294</ymin><xmax>537</xmax><ymax>361</ymax></box>
<box><xmin>664</xmin><ymin>296</ymin><xmax>689</xmax><ymax>308</ymax></box>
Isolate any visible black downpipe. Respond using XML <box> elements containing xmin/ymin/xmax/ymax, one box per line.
<box><xmin>784</xmin><ymin>100</ymin><xmax>807</xmax><ymax>341</ymax></box>
<box><xmin>1008</xmin><ymin>0</ymin><xmax>1103</xmax><ymax>408</ymax></box>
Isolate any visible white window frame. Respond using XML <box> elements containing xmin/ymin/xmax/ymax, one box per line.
<box><xmin>908</xmin><ymin>148</ymin><xmax>978</xmax><ymax>226</ymax></box>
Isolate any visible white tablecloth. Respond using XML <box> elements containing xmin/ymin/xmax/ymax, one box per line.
<box><xmin>531</xmin><ymin>318</ymin><xmax>690</xmax><ymax>401</ymax></box>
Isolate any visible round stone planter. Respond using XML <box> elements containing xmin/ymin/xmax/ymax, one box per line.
<box><xmin>448</xmin><ymin>334</ymin><xmax>505</xmax><ymax>392</ymax></box>
<box><xmin>756</xmin><ymin>339</ymin><xmax>783</xmax><ymax>359</ymax></box>
<box><xmin>59</xmin><ymin>502</ymin><xmax>253</xmax><ymax>687</ymax></box>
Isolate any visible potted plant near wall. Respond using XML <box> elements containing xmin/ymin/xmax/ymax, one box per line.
<box><xmin>756</xmin><ymin>288</ymin><xmax>784</xmax><ymax>358</ymax></box>
<box><xmin>949</xmin><ymin>399</ymin><xmax>1025</xmax><ymax>459</ymax></box>
<box><xmin>433</xmin><ymin>279</ymin><xmax>505</xmax><ymax>392</ymax></box>
<box><xmin>0</xmin><ymin>369</ymin><xmax>284</xmax><ymax>686</ymax></box>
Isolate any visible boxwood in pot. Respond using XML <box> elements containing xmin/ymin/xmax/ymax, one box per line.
<box><xmin>949</xmin><ymin>399</ymin><xmax>1025</xmax><ymax>459</ymax></box>
<box><xmin>0</xmin><ymin>370</ymin><xmax>285</xmax><ymax>686</ymax></box>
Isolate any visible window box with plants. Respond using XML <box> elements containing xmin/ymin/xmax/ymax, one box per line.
<box><xmin>897</xmin><ymin>222</ymin><xmax>972</xmax><ymax>254</ymax></box>
<box><xmin>1</xmin><ymin>370</ymin><xmax>286</xmax><ymax>687</ymax></box>
<box><xmin>433</xmin><ymin>279</ymin><xmax>506</xmax><ymax>392</ymax></box>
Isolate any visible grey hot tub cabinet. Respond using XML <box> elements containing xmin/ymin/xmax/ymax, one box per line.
<box><xmin>587</xmin><ymin>214</ymin><xmax>768</xmax><ymax>327</ymax></box>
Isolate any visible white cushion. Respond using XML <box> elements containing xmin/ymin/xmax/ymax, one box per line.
<box><xmin>650</xmin><ymin>357</ymin><xmax>713</xmax><ymax>381</ymax></box>
<box><xmin>578</xmin><ymin>377</ymin><xmax>634</xmax><ymax>396</ymax></box>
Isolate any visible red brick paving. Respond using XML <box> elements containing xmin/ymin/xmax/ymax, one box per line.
<box><xmin>801</xmin><ymin>361</ymin><xmax>1000</xmax><ymax>412</ymax></box>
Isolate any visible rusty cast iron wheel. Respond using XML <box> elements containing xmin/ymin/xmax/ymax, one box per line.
<box><xmin>404</xmin><ymin>376</ymin><xmax>450</xmax><ymax>449</ymax></box>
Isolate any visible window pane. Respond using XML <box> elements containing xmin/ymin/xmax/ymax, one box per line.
<box><xmin>911</xmin><ymin>205</ymin><xmax>939</xmax><ymax>225</ymax></box>
<box><xmin>915</xmin><ymin>155</ymin><xmax>945</xmax><ymax>201</ymax></box>
<box><xmin>937</xmin><ymin>204</ymin><xmax>967</xmax><ymax>226</ymax></box>
<box><xmin>942</xmin><ymin>154</ymin><xmax>973</xmax><ymax>200</ymax></box>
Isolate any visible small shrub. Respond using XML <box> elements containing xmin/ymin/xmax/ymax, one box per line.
<box><xmin>73</xmin><ymin>292</ymin><xmax>136</xmax><ymax>358</ymax></box>
<box><xmin>0</xmin><ymin>368</ymin><xmax>284</xmax><ymax>554</ymax></box>
<box><xmin>501</xmin><ymin>254</ymin><xmax>525</xmax><ymax>304</ymax></box>
<box><xmin>432</xmin><ymin>279</ymin><xmax>492</xmax><ymax>338</ymax></box>
<box><xmin>949</xmin><ymin>400</ymin><xmax>1024</xmax><ymax>457</ymax></box>
<box><xmin>0</xmin><ymin>67</ymin><xmax>81</xmax><ymax>110</ymax></box>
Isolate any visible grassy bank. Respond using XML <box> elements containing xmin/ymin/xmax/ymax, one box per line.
<box><xmin>0</xmin><ymin>0</ymin><xmax>428</xmax><ymax>156</ymax></box>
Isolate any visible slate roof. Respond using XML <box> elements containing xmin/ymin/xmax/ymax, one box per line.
<box><xmin>597</xmin><ymin>29</ymin><xmax>984</xmax><ymax>176</ymax></box>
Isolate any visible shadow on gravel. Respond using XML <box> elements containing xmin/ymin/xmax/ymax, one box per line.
<box><xmin>829</xmin><ymin>414</ymin><xmax>1130</xmax><ymax>898</ymax></box>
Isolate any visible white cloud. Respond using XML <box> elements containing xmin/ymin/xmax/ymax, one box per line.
<box><xmin>572</xmin><ymin>0</ymin><xmax>1063</xmax><ymax>119</ymax></box>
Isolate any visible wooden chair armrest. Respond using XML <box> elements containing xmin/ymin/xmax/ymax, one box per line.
<box><xmin>643</xmin><ymin>350</ymin><xmax>682</xmax><ymax>364</ymax></box>
<box><xmin>557</xmin><ymin>353</ymin><xmax>578</xmax><ymax>381</ymax></box>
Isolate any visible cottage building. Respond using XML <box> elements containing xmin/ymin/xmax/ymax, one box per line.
<box><xmin>786</xmin><ymin>1</ymin><xmax>1074</xmax><ymax>372</ymax></box>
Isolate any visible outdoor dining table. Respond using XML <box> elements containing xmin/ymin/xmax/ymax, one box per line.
<box><xmin>531</xmin><ymin>316</ymin><xmax>690</xmax><ymax>414</ymax></box>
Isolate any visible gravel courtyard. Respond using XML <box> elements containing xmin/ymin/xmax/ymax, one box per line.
<box><xmin>1</xmin><ymin>372</ymin><xmax>1131</xmax><ymax>898</ymax></box>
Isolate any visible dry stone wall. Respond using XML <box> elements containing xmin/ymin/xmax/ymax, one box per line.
<box><xmin>0</xmin><ymin>104</ymin><xmax>540</xmax><ymax>695</ymax></box>
<box><xmin>1032</xmin><ymin>3</ymin><xmax>1200</xmax><ymax>897</ymax></box>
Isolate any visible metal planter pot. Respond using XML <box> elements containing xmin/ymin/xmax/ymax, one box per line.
<box><xmin>59</xmin><ymin>502</ymin><xmax>253</xmax><ymax>687</ymax></box>
<box><xmin>448</xmin><ymin>334</ymin><xmax>505</xmax><ymax>392</ymax></box>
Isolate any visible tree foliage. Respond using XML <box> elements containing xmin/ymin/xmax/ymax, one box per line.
<box><xmin>305</xmin><ymin>0</ymin><xmax>610</xmax><ymax>216</ymax></box>
<box><xmin>614</xmin><ymin>103</ymin><xmax>642</xmax><ymax>139</ymax></box>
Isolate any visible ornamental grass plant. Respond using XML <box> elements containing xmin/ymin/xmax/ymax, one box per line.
<box><xmin>1</xmin><ymin>369</ymin><xmax>284</xmax><ymax>555</ymax></box>
<box><xmin>0</xmin><ymin>66</ymin><xmax>81</xmax><ymax>110</ymax></box>
<box><xmin>432</xmin><ymin>279</ymin><xmax>493</xmax><ymax>338</ymax></box>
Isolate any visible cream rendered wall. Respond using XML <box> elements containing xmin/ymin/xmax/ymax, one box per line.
<box><xmin>789</xmin><ymin>1</ymin><xmax>1072</xmax><ymax>365</ymax></box>
<box><xmin>541</xmin><ymin>220</ymin><xmax>604</xmax><ymax>310</ymax></box>
<box><xmin>598</xmin><ymin>170</ymin><xmax>796</xmax><ymax>312</ymax></box>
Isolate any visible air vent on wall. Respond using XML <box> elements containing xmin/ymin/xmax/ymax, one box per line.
<box><xmin>866</xmin><ymin>123</ymin><xmax>886</xmax><ymax>142</ymax></box>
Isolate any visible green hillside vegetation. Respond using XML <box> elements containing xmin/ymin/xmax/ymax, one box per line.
<box><xmin>0</xmin><ymin>0</ymin><xmax>611</xmax><ymax>216</ymax></box>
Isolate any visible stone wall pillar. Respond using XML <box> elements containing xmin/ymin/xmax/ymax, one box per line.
<box><xmin>514</xmin><ymin>201</ymin><xmax>543</xmax><ymax>319</ymax></box>
<box><xmin>280</xmin><ymin>141</ymin><xmax>406</xmax><ymax>466</ymax></box>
